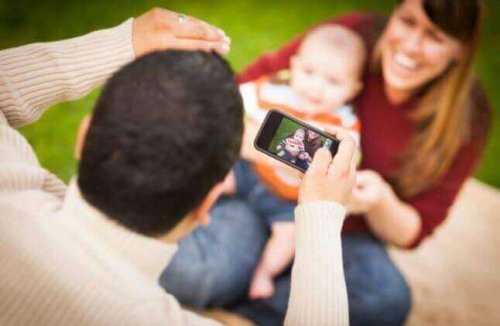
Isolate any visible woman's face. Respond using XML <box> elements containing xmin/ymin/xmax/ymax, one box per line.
<box><xmin>381</xmin><ymin>0</ymin><xmax>463</xmax><ymax>98</ymax></box>
<box><xmin>307</xmin><ymin>130</ymin><xmax>319</xmax><ymax>140</ymax></box>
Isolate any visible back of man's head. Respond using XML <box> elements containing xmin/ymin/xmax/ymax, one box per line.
<box><xmin>78</xmin><ymin>51</ymin><xmax>243</xmax><ymax>237</ymax></box>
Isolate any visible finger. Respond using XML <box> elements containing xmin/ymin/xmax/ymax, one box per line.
<box><xmin>323</xmin><ymin>125</ymin><xmax>352</xmax><ymax>142</ymax></box>
<box><xmin>323</xmin><ymin>125</ymin><xmax>342</xmax><ymax>137</ymax></box>
<box><xmin>306</xmin><ymin>148</ymin><xmax>332</xmax><ymax>177</ymax></box>
<box><xmin>332</xmin><ymin>133</ymin><xmax>356</xmax><ymax>169</ymax></box>
<box><xmin>168</xmin><ymin>38</ymin><xmax>230</xmax><ymax>55</ymax></box>
<box><xmin>354</xmin><ymin>171</ymin><xmax>368</xmax><ymax>186</ymax></box>
<box><xmin>350</xmin><ymin>150</ymin><xmax>359</xmax><ymax>178</ymax></box>
<box><xmin>176</xmin><ymin>20</ymin><xmax>227</xmax><ymax>42</ymax></box>
<box><xmin>166</xmin><ymin>12</ymin><xmax>228</xmax><ymax>42</ymax></box>
<box><xmin>188</xmin><ymin>16</ymin><xmax>230</xmax><ymax>42</ymax></box>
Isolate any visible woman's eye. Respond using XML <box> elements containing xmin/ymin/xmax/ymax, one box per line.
<box><xmin>399</xmin><ymin>16</ymin><xmax>415</xmax><ymax>27</ymax></box>
<box><xmin>428</xmin><ymin>31</ymin><xmax>444</xmax><ymax>43</ymax></box>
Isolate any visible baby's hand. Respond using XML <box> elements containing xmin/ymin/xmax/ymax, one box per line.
<box><xmin>299</xmin><ymin>152</ymin><xmax>311</xmax><ymax>161</ymax></box>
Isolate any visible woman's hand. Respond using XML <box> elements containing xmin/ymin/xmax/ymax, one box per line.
<box><xmin>347</xmin><ymin>169</ymin><xmax>422</xmax><ymax>247</ymax></box>
<box><xmin>132</xmin><ymin>8</ymin><xmax>231</xmax><ymax>57</ymax></box>
<box><xmin>346</xmin><ymin>170</ymin><xmax>392</xmax><ymax>215</ymax></box>
<box><xmin>299</xmin><ymin>128</ymin><xmax>356</xmax><ymax>206</ymax></box>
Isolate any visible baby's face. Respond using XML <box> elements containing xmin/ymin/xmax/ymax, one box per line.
<box><xmin>293</xmin><ymin>129</ymin><xmax>305</xmax><ymax>141</ymax></box>
<box><xmin>290</xmin><ymin>42</ymin><xmax>362</xmax><ymax>115</ymax></box>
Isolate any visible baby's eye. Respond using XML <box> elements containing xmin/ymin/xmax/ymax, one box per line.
<box><xmin>327</xmin><ymin>77</ymin><xmax>339</xmax><ymax>85</ymax></box>
<box><xmin>302</xmin><ymin>67</ymin><xmax>314</xmax><ymax>75</ymax></box>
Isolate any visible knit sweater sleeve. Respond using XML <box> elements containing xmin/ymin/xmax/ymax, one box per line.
<box><xmin>0</xmin><ymin>19</ymin><xmax>134</xmax><ymax>128</ymax></box>
<box><xmin>0</xmin><ymin>20</ymin><xmax>135</xmax><ymax>201</ymax></box>
<box><xmin>285</xmin><ymin>201</ymin><xmax>349</xmax><ymax>326</ymax></box>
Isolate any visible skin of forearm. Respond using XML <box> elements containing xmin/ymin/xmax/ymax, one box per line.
<box><xmin>365</xmin><ymin>187</ymin><xmax>422</xmax><ymax>248</ymax></box>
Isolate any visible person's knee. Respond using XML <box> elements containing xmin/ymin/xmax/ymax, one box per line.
<box><xmin>378</xmin><ymin>273</ymin><xmax>412</xmax><ymax>325</ymax></box>
<box><xmin>343</xmin><ymin>235</ymin><xmax>412</xmax><ymax>326</ymax></box>
<box><xmin>348</xmin><ymin>268</ymin><xmax>412</xmax><ymax>326</ymax></box>
<box><xmin>160</xmin><ymin>199</ymin><xmax>267</xmax><ymax>308</ymax></box>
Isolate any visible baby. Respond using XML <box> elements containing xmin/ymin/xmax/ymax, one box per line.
<box><xmin>276</xmin><ymin>128</ymin><xmax>306</xmax><ymax>164</ymax></box>
<box><xmin>232</xmin><ymin>24</ymin><xmax>366</xmax><ymax>299</ymax></box>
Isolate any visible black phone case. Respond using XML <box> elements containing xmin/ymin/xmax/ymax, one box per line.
<box><xmin>254</xmin><ymin>109</ymin><xmax>339</xmax><ymax>173</ymax></box>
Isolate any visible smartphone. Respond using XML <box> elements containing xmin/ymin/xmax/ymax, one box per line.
<box><xmin>254</xmin><ymin>109</ymin><xmax>340</xmax><ymax>172</ymax></box>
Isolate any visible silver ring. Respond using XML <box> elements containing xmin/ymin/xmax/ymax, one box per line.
<box><xmin>178</xmin><ymin>13</ymin><xmax>186</xmax><ymax>24</ymax></box>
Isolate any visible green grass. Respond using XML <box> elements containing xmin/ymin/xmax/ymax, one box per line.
<box><xmin>269</xmin><ymin>119</ymin><xmax>303</xmax><ymax>155</ymax></box>
<box><xmin>1</xmin><ymin>0</ymin><xmax>498</xmax><ymax>187</ymax></box>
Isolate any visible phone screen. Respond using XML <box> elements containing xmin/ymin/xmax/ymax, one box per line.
<box><xmin>254</xmin><ymin>110</ymin><xmax>339</xmax><ymax>172</ymax></box>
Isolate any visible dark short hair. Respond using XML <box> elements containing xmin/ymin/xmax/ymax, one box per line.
<box><xmin>78</xmin><ymin>51</ymin><xmax>243</xmax><ymax>237</ymax></box>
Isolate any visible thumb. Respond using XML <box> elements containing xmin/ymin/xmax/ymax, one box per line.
<box><xmin>306</xmin><ymin>148</ymin><xmax>332</xmax><ymax>177</ymax></box>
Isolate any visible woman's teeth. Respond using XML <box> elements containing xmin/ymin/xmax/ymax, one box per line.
<box><xmin>394</xmin><ymin>52</ymin><xmax>417</xmax><ymax>70</ymax></box>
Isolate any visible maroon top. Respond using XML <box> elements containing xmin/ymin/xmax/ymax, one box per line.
<box><xmin>238</xmin><ymin>13</ymin><xmax>491</xmax><ymax>248</ymax></box>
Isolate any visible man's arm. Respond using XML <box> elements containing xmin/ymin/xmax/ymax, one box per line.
<box><xmin>0</xmin><ymin>18</ymin><xmax>135</xmax><ymax>204</ymax></box>
<box><xmin>0</xmin><ymin>8</ymin><xmax>231</xmax><ymax>204</ymax></box>
<box><xmin>0</xmin><ymin>8</ymin><xmax>231</xmax><ymax>129</ymax></box>
<box><xmin>0</xmin><ymin>19</ymin><xmax>134</xmax><ymax>128</ymax></box>
<box><xmin>285</xmin><ymin>128</ymin><xmax>356</xmax><ymax>325</ymax></box>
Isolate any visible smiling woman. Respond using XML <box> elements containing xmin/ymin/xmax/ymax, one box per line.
<box><xmin>167</xmin><ymin>0</ymin><xmax>491</xmax><ymax>325</ymax></box>
<box><xmin>376</xmin><ymin>0</ymin><xmax>486</xmax><ymax>198</ymax></box>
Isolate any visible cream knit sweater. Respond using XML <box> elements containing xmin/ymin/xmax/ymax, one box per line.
<box><xmin>0</xmin><ymin>19</ymin><xmax>348</xmax><ymax>325</ymax></box>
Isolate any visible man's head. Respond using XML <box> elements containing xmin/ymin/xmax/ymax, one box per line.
<box><xmin>290</xmin><ymin>25</ymin><xmax>366</xmax><ymax>115</ymax></box>
<box><xmin>78</xmin><ymin>51</ymin><xmax>243</xmax><ymax>237</ymax></box>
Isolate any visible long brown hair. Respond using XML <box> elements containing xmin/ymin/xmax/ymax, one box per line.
<box><xmin>373</xmin><ymin>0</ymin><xmax>485</xmax><ymax>198</ymax></box>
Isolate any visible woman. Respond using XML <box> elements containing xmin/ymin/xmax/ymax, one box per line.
<box><xmin>239</xmin><ymin>0</ymin><xmax>490</xmax><ymax>322</ymax></box>
<box><xmin>161</xmin><ymin>0</ymin><xmax>491</xmax><ymax>325</ymax></box>
<box><xmin>296</xmin><ymin>129</ymin><xmax>322</xmax><ymax>169</ymax></box>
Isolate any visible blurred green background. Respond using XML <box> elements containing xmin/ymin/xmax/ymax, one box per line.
<box><xmin>1</xmin><ymin>0</ymin><xmax>498</xmax><ymax>187</ymax></box>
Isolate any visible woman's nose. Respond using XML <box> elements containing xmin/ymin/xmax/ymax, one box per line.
<box><xmin>401</xmin><ymin>29</ymin><xmax>424</xmax><ymax>55</ymax></box>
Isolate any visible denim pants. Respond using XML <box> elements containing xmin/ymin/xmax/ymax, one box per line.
<box><xmin>160</xmin><ymin>198</ymin><xmax>411</xmax><ymax>326</ymax></box>
<box><xmin>233</xmin><ymin>160</ymin><xmax>296</xmax><ymax>225</ymax></box>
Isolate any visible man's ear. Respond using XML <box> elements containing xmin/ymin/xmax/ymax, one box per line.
<box><xmin>75</xmin><ymin>115</ymin><xmax>92</xmax><ymax>160</ymax></box>
<box><xmin>193</xmin><ymin>183</ymin><xmax>224</xmax><ymax>226</ymax></box>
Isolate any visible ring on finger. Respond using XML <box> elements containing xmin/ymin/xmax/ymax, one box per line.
<box><xmin>178</xmin><ymin>13</ymin><xmax>186</xmax><ymax>24</ymax></box>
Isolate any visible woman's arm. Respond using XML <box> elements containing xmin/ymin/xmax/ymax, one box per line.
<box><xmin>367</xmin><ymin>200</ymin><xmax>421</xmax><ymax>247</ymax></box>
<box><xmin>352</xmin><ymin>130</ymin><xmax>489</xmax><ymax>248</ymax></box>
<box><xmin>348</xmin><ymin>171</ymin><xmax>421</xmax><ymax>247</ymax></box>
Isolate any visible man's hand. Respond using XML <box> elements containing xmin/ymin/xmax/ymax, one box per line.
<box><xmin>132</xmin><ymin>8</ymin><xmax>231</xmax><ymax>57</ymax></box>
<box><xmin>299</xmin><ymin>128</ymin><xmax>356</xmax><ymax>206</ymax></box>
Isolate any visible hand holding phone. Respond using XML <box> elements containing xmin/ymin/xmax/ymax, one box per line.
<box><xmin>299</xmin><ymin>127</ymin><xmax>357</xmax><ymax>205</ymax></box>
<box><xmin>254</xmin><ymin>110</ymin><xmax>340</xmax><ymax>173</ymax></box>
